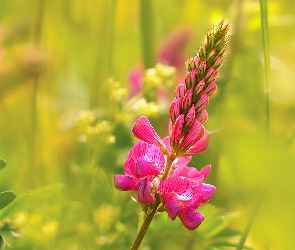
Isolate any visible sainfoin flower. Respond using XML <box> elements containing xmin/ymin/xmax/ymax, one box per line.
<box><xmin>168</xmin><ymin>21</ymin><xmax>230</xmax><ymax>157</ymax></box>
<box><xmin>114</xmin><ymin>140</ymin><xmax>165</xmax><ymax>204</ymax></box>
<box><xmin>115</xmin><ymin>116</ymin><xmax>214</xmax><ymax>229</ymax></box>
<box><xmin>157</xmin><ymin>165</ymin><xmax>215</xmax><ymax>230</ymax></box>
<box><xmin>114</xmin><ymin>21</ymin><xmax>230</xmax><ymax>239</ymax></box>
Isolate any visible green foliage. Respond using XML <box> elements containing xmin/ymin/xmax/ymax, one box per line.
<box><xmin>0</xmin><ymin>160</ymin><xmax>6</xmax><ymax>172</ymax></box>
<box><xmin>0</xmin><ymin>159</ymin><xmax>16</xmax><ymax>250</ymax></box>
<box><xmin>0</xmin><ymin>191</ymin><xmax>16</xmax><ymax>210</ymax></box>
<box><xmin>0</xmin><ymin>0</ymin><xmax>294</xmax><ymax>249</ymax></box>
<box><xmin>0</xmin><ymin>236</ymin><xmax>4</xmax><ymax>250</ymax></box>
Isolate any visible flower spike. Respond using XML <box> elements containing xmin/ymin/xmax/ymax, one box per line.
<box><xmin>114</xmin><ymin>21</ymin><xmax>229</xmax><ymax>246</ymax></box>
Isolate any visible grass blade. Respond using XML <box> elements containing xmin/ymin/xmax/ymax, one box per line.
<box><xmin>259</xmin><ymin>0</ymin><xmax>271</xmax><ymax>136</ymax></box>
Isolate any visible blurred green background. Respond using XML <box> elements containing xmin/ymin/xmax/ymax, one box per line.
<box><xmin>0</xmin><ymin>0</ymin><xmax>294</xmax><ymax>249</ymax></box>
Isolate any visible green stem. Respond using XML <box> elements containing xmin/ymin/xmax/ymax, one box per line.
<box><xmin>131</xmin><ymin>196</ymin><xmax>161</xmax><ymax>250</ymax></box>
<box><xmin>236</xmin><ymin>193</ymin><xmax>265</xmax><ymax>250</ymax></box>
<box><xmin>136</xmin><ymin>209</ymin><xmax>146</xmax><ymax>250</ymax></box>
<box><xmin>31</xmin><ymin>0</ymin><xmax>45</xmax><ymax>187</ymax></box>
<box><xmin>131</xmin><ymin>153</ymin><xmax>175</xmax><ymax>250</ymax></box>
<box><xmin>140</xmin><ymin>0</ymin><xmax>155</xmax><ymax>69</ymax></box>
<box><xmin>259</xmin><ymin>0</ymin><xmax>271</xmax><ymax>137</ymax></box>
<box><xmin>123</xmin><ymin>90</ymin><xmax>145</xmax><ymax>112</ymax></box>
<box><xmin>161</xmin><ymin>154</ymin><xmax>176</xmax><ymax>181</ymax></box>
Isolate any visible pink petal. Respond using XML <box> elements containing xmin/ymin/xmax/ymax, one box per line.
<box><xmin>195</xmin><ymin>93</ymin><xmax>209</xmax><ymax>113</ymax></box>
<box><xmin>169</xmin><ymin>120</ymin><xmax>173</xmax><ymax>137</ymax></box>
<box><xmin>175</xmin><ymin>83</ymin><xmax>186</xmax><ymax>98</ymax></box>
<box><xmin>144</xmin><ymin>144</ymin><xmax>166</xmax><ymax>171</ymax></box>
<box><xmin>213</xmin><ymin>55</ymin><xmax>222</xmax><ymax>68</ymax></box>
<box><xmin>205</xmin><ymin>80</ymin><xmax>217</xmax><ymax>96</ymax></box>
<box><xmin>163</xmin><ymin>193</ymin><xmax>179</xmax><ymax>220</ymax></box>
<box><xmin>170</xmin><ymin>114</ymin><xmax>184</xmax><ymax>148</ymax></box>
<box><xmin>162</xmin><ymin>136</ymin><xmax>171</xmax><ymax>152</ymax></box>
<box><xmin>175</xmin><ymin>188</ymin><xmax>194</xmax><ymax>201</ymax></box>
<box><xmin>124</xmin><ymin>141</ymin><xmax>147</xmax><ymax>175</ymax></box>
<box><xmin>205</xmin><ymin>66</ymin><xmax>215</xmax><ymax>81</ymax></box>
<box><xmin>197</xmin><ymin>59</ymin><xmax>207</xmax><ymax>76</ymax></box>
<box><xmin>180</xmin><ymin>120</ymin><xmax>204</xmax><ymax>152</ymax></box>
<box><xmin>185</xmin><ymin>56</ymin><xmax>200</xmax><ymax>71</ymax></box>
<box><xmin>136</xmin><ymin>177</ymin><xmax>154</xmax><ymax>204</ymax></box>
<box><xmin>171</xmin><ymin>165</ymin><xmax>189</xmax><ymax>177</ymax></box>
<box><xmin>186</xmin><ymin>130</ymin><xmax>209</xmax><ymax>155</ymax></box>
<box><xmin>178</xmin><ymin>208</ymin><xmax>204</xmax><ymax>230</ymax></box>
<box><xmin>172</xmin><ymin>165</ymin><xmax>203</xmax><ymax>186</ymax></box>
<box><xmin>182</xmin><ymin>88</ymin><xmax>193</xmax><ymax>111</ymax></box>
<box><xmin>113</xmin><ymin>175</ymin><xmax>137</xmax><ymax>191</ymax></box>
<box><xmin>174</xmin><ymin>155</ymin><xmax>192</xmax><ymax>168</ymax></box>
<box><xmin>158</xmin><ymin>176</ymin><xmax>191</xmax><ymax>194</ymax></box>
<box><xmin>200</xmin><ymin>184</ymin><xmax>216</xmax><ymax>203</ymax></box>
<box><xmin>196</xmin><ymin>110</ymin><xmax>208</xmax><ymax>124</ymax></box>
<box><xmin>185</xmin><ymin>69</ymin><xmax>197</xmax><ymax>89</ymax></box>
<box><xmin>169</xmin><ymin>98</ymin><xmax>183</xmax><ymax>123</ymax></box>
<box><xmin>124</xmin><ymin>158</ymin><xmax>136</xmax><ymax>176</ymax></box>
<box><xmin>132</xmin><ymin>116</ymin><xmax>167</xmax><ymax>153</ymax></box>
<box><xmin>194</xmin><ymin>78</ymin><xmax>205</xmax><ymax>96</ymax></box>
<box><xmin>135</xmin><ymin>158</ymin><xmax>160</xmax><ymax>178</ymax></box>
<box><xmin>184</xmin><ymin>105</ymin><xmax>195</xmax><ymax>131</ymax></box>
<box><xmin>198</xmin><ymin>165</ymin><xmax>211</xmax><ymax>179</ymax></box>
<box><xmin>209</xmin><ymin>69</ymin><xmax>219</xmax><ymax>82</ymax></box>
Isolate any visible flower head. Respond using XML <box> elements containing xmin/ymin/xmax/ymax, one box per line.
<box><xmin>114</xmin><ymin>21</ymin><xmax>229</xmax><ymax>237</ymax></box>
<box><xmin>168</xmin><ymin>20</ymin><xmax>230</xmax><ymax>157</ymax></box>
<box><xmin>157</xmin><ymin>165</ymin><xmax>215</xmax><ymax>230</ymax></box>
<box><xmin>114</xmin><ymin>140</ymin><xmax>165</xmax><ymax>204</ymax></box>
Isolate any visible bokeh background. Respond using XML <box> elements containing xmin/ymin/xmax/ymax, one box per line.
<box><xmin>0</xmin><ymin>0</ymin><xmax>295</xmax><ymax>249</ymax></box>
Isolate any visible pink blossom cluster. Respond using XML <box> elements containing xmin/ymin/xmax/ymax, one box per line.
<box><xmin>114</xmin><ymin>21</ymin><xmax>229</xmax><ymax>230</ymax></box>
<box><xmin>115</xmin><ymin>117</ymin><xmax>214</xmax><ymax>229</ymax></box>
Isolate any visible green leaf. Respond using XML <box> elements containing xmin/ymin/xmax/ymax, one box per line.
<box><xmin>0</xmin><ymin>191</ymin><xmax>16</xmax><ymax>210</ymax></box>
<box><xmin>199</xmin><ymin>216</ymin><xmax>228</xmax><ymax>239</ymax></box>
<box><xmin>214</xmin><ymin>228</ymin><xmax>241</xmax><ymax>238</ymax></box>
<box><xmin>0</xmin><ymin>235</ymin><xmax>5</xmax><ymax>250</ymax></box>
<box><xmin>0</xmin><ymin>159</ymin><xmax>6</xmax><ymax>171</ymax></box>
<box><xmin>211</xmin><ymin>241</ymin><xmax>253</xmax><ymax>250</ymax></box>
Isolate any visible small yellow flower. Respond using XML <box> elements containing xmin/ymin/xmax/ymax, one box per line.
<box><xmin>41</xmin><ymin>221</ymin><xmax>58</xmax><ymax>239</ymax></box>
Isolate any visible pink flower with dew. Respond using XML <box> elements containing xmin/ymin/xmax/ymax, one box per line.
<box><xmin>114</xmin><ymin>140</ymin><xmax>165</xmax><ymax>204</ymax></box>
<box><xmin>157</xmin><ymin>165</ymin><xmax>215</xmax><ymax>230</ymax></box>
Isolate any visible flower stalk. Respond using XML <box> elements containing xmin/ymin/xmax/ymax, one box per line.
<box><xmin>130</xmin><ymin>194</ymin><xmax>161</xmax><ymax>250</ymax></box>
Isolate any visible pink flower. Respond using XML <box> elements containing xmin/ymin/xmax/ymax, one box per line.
<box><xmin>114</xmin><ymin>22</ymin><xmax>230</xmax><ymax>236</ymax></box>
<box><xmin>128</xmin><ymin>66</ymin><xmax>144</xmax><ymax>98</ymax></box>
<box><xmin>169</xmin><ymin>117</ymin><xmax>209</xmax><ymax>156</ymax></box>
<box><xmin>132</xmin><ymin>116</ymin><xmax>208</xmax><ymax>157</ymax></box>
<box><xmin>157</xmin><ymin>27</ymin><xmax>191</xmax><ymax>83</ymax></box>
<box><xmin>157</xmin><ymin>165</ymin><xmax>215</xmax><ymax>230</ymax></box>
<box><xmin>114</xmin><ymin>140</ymin><xmax>165</xmax><ymax>204</ymax></box>
<box><xmin>168</xmin><ymin>21</ymin><xmax>230</xmax><ymax>157</ymax></box>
